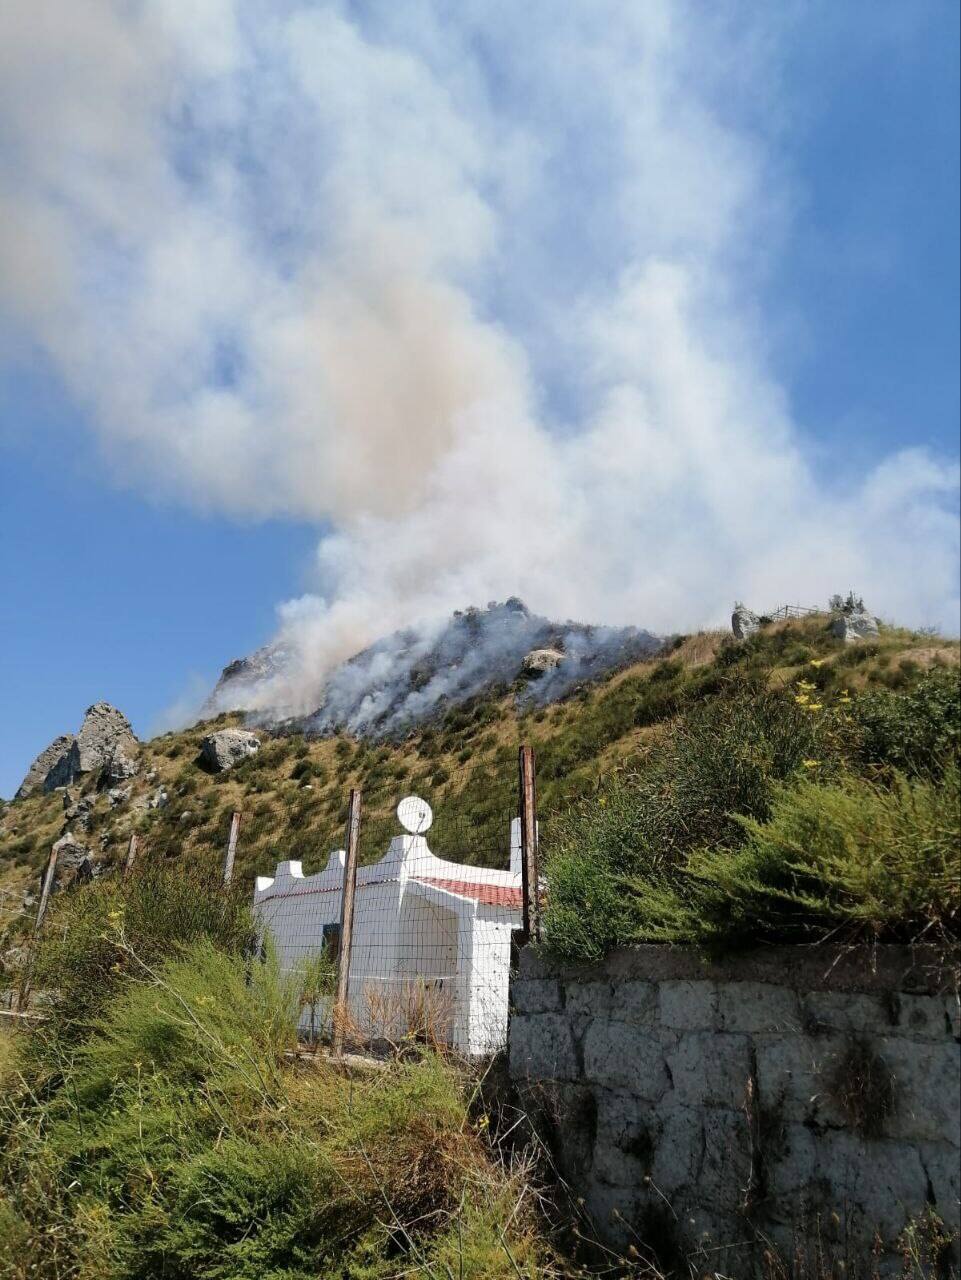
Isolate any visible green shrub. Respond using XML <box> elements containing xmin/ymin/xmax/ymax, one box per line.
<box><xmin>851</xmin><ymin>669</ymin><xmax>960</xmax><ymax>778</ymax></box>
<box><xmin>542</xmin><ymin>679</ymin><xmax>830</xmax><ymax>959</ymax></box>
<box><xmin>28</xmin><ymin>863</ymin><xmax>254</xmax><ymax>1049</ymax></box>
<box><xmin>0</xmin><ymin>943</ymin><xmax>557</xmax><ymax>1280</ymax></box>
<box><xmin>630</xmin><ymin>767</ymin><xmax>960</xmax><ymax>949</ymax></box>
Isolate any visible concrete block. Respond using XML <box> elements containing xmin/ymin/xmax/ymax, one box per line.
<box><xmin>717</xmin><ymin>981</ymin><xmax>802</xmax><ymax>1034</ymax></box>
<box><xmin>508</xmin><ymin>1012</ymin><xmax>578</xmax><ymax>1082</ymax></box>
<box><xmin>615</xmin><ymin>979</ymin><xmax>658</xmax><ymax>1026</ymax></box>
<box><xmin>878</xmin><ymin>1037</ymin><xmax>961</xmax><ymax>1145</ymax></box>
<box><xmin>896</xmin><ymin>993</ymin><xmax>961</xmax><ymax>1042</ymax></box>
<box><xmin>819</xmin><ymin>1132</ymin><xmax>927</xmax><ymax>1241</ymax></box>
<box><xmin>658</xmin><ymin>980</ymin><xmax>717</xmax><ymax>1030</ymax></box>
<box><xmin>802</xmin><ymin>991</ymin><xmax>892</xmax><ymax>1036</ymax></box>
<box><xmin>593</xmin><ymin>1088</ymin><xmax>660</xmax><ymax>1186</ymax></box>
<box><xmin>755</xmin><ymin>1033</ymin><xmax>842</xmax><ymax>1124</ymax></box>
<box><xmin>920</xmin><ymin>1143</ymin><xmax>961</xmax><ymax>1232</ymax></box>
<box><xmin>667</xmin><ymin>1032</ymin><xmax>752</xmax><ymax>1108</ymax></box>
<box><xmin>565</xmin><ymin>980</ymin><xmax>613</xmax><ymax>1035</ymax></box>
<box><xmin>535</xmin><ymin>1081</ymin><xmax>597</xmax><ymax>1183</ymax></box>
<box><xmin>695</xmin><ymin>1107</ymin><xmax>754</xmax><ymax>1213</ymax></box>
<box><xmin>765</xmin><ymin>1123</ymin><xmax>820</xmax><ymax>1204</ymax></box>
<box><xmin>650</xmin><ymin>1105</ymin><xmax>702</xmax><ymax>1194</ymax></box>
<box><xmin>511</xmin><ymin>978</ymin><xmax>562</xmax><ymax>1014</ymax></box>
<box><xmin>583</xmin><ymin>1021</ymin><xmax>669</xmax><ymax>1099</ymax></box>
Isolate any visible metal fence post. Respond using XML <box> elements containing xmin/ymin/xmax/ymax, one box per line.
<box><xmin>222</xmin><ymin>811</ymin><xmax>241</xmax><ymax>886</ymax></box>
<box><xmin>518</xmin><ymin>745</ymin><xmax>541</xmax><ymax>944</ymax></box>
<box><xmin>332</xmin><ymin>787</ymin><xmax>361</xmax><ymax>1058</ymax></box>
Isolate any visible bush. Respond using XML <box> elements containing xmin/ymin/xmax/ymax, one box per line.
<box><xmin>627</xmin><ymin>767</ymin><xmax>960</xmax><ymax>949</ymax></box>
<box><xmin>27</xmin><ymin>863</ymin><xmax>254</xmax><ymax>1049</ymax></box>
<box><xmin>851</xmin><ymin>669</ymin><xmax>960</xmax><ymax>778</ymax></box>
<box><xmin>542</xmin><ymin>679</ymin><xmax>830</xmax><ymax>959</ymax></box>
<box><xmin>0</xmin><ymin>943</ymin><xmax>559</xmax><ymax>1280</ymax></box>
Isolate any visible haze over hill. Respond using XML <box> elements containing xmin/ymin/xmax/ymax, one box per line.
<box><xmin>205</xmin><ymin>598</ymin><xmax>664</xmax><ymax>736</ymax></box>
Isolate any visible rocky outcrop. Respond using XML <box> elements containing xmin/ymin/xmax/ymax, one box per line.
<box><xmin>831</xmin><ymin>606</ymin><xmax>880</xmax><ymax>644</ymax></box>
<box><xmin>15</xmin><ymin>703</ymin><xmax>139</xmax><ymax>798</ymax></box>
<box><xmin>16</xmin><ymin>735</ymin><xmax>76</xmax><ymax>798</ymax></box>
<box><xmin>731</xmin><ymin>602</ymin><xmax>760</xmax><ymax>640</ymax></box>
<box><xmin>200</xmin><ymin>729</ymin><xmax>261</xmax><ymax>772</ymax></box>
<box><xmin>48</xmin><ymin>833</ymin><xmax>96</xmax><ymax>892</ymax></box>
<box><xmin>522</xmin><ymin>648</ymin><xmax>565</xmax><ymax>676</ymax></box>
<box><xmin>73</xmin><ymin>703</ymin><xmax>139</xmax><ymax>776</ymax></box>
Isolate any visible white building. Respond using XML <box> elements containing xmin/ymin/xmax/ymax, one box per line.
<box><xmin>253</xmin><ymin>798</ymin><xmax>523</xmax><ymax>1055</ymax></box>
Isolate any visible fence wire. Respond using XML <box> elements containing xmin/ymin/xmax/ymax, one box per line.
<box><xmin>251</xmin><ymin>758</ymin><xmax>525</xmax><ymax>1055</ymax></box>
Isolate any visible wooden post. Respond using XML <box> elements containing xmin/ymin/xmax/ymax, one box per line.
<box><xmin>123</xmin><ymin>833</ymin><xmax>139</xmax><ymax>878</ymax></box>
<box><xmin>331</xmin><ymin>788</ymin><xmax>362</xmax><ymax>1058</ymax></box>
<box><xmin>518</xmin><ymin>745</ymin><xmax>540</xmax><ymax>944</ymax></box>
<box><xmin>16</xmin><ymin>842</ymin><xmax>60</xmax><ymax>1011</ymax></box>
<box><xmin>222</xmin><ymin>811</ymin><xmax>241</xmax><ymax>886</ymax></box>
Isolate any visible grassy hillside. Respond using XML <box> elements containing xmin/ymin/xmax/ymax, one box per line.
<box><xmin>1</xmin><ymin>613</ymin><xmax>957</xmax><ymax>962</ymax></box>
<box><xmin>0</xmin><ymin>614</ymin><xmax>958</xmax><ymax>1279</ymax></box>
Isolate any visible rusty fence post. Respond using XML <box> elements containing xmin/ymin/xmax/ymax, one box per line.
<box><xmin>332</xmin><ymin>788</ymin><xmax>362</xmax><ymax>1058</ymax></box>
<box><xmin>16</xmin><ymin>841</ymin><xmax>60</xmax><ymax>1012</ymax></box>
<box><xmin>222</xmin><ymin>811</ymin><xmax>241</xmax><ymax>887</ymax></box>
<box><xmin>518</xmin><ymin>745</ymin><xmax>541</xmax><ymax>945</ymax></box>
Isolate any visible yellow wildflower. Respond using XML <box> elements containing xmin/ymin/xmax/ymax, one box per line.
<box><xmin>794</xmin><ymin>694</ymin><xmax>809</xmax><ymax>704</ymax></box>
<box><xmin>806</xmin><ymin>702</ymin><xmax>823</xmax><ymax>712</ymax></box>
<box><xmin>810</xmin><ymin>658</ymin><xmax>827</xmax><ymax>668</ymax></box>
<box><xmin>802</xmin><ymin>759</ymin><xmax>819</xmax><ymax>769</ymax></box>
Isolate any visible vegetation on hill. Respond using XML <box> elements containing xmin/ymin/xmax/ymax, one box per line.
<box><xmin>542</xmin><ymin>623</ymin><xmax>960</xmax><ymax>960</ymax></box>
<box><xmin>0</xmin><ymin>872</ymin><xmax>586</xmax><ymax>1279</ymax></box>
<box><xmin>0</xmin><ymin>612</ymin><xmax>958</xmax><ymax>1277</ymax></box>
<box><xmin>0</xmin><ymin>613</ymin><xmax>958</xmax><ymax>968</ymax></box>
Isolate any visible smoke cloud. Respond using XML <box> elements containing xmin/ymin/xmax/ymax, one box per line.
<box><xmin>1</xmin><ymin>1</ymin><xmax>958</xmax><ymax>716</ymax></box>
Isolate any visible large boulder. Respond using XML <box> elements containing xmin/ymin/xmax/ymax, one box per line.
<box><xmin>731</xmin><ymin>603</ymin><xmax>761</xmax><ymax>640</ymax></box>
<box><xmin>16</xmin><ymin>735</ymin><xmax>76</xmax><ymax>798</ymax></box>
<box><xmin>73</xmin><ymin>703</ymin><xmax>139</xmax><ymax>776</ymax></box>
<box><xmin>522</xmin><ymin>648</ymin><xmax>565</xmax><ymax>676</ymax></box>
<box><xmin>831</xmin><ymin>608</ymin><xmax>880</xmax><ymax>643</ymax></box>
<box><xmin>200</xmin><ymin>728</ymin><xmax>261</xmax><ymax>772</ymax></box>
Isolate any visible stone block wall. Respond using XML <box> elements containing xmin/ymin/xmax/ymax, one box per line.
<box><xmin>508</xmin><ymin>945</ymin><xmax>959</xmax><ymax>1275</ymax></box>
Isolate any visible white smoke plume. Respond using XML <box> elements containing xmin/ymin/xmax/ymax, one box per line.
<box><xmin>1</xmin><ymin>2</ymin><xmax>958</xmax><ymax>719</ymax></box>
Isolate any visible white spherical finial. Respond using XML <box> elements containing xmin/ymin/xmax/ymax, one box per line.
<box><xmin>397</xmin><ymin>795</ymin><xmax>433</xmax><ymax>834</ymax></box>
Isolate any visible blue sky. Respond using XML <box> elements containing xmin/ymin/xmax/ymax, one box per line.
<box><xmin>0</xmin><ymin>1</ymin><xmax>958</xmax><ymax>798</ymax></box>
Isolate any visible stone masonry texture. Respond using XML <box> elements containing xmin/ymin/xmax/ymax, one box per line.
<box><xmin>508</xmin><ymin>944</ymin><xmax>960</xmax><ymax>1276</ymax></box>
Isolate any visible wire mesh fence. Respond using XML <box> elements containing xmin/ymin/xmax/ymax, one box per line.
<box><xmin>252</xmin><ymin>755</ymin><xmax>531</xmax><ymax>1057</ymax></box>
<box><xmin>7</xmin><ymin>739</ymin><xmax>541</xmax><ymax>1055</ymax></box>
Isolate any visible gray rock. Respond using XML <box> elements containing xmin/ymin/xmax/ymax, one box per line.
<box><xmin>49</xmin><ymin>833</ymin><xmax>96</xmax><ymax>891</ymax></box>
<box><xmin>103</xmin><ymin>746</ymin><xmax>140</xmax><ymax>785</ymax></box>
<box><xmin>511</xmin><ymin>978</ymin><xmax>563</xmax><ymax>1015</ymax></box>
<box><xmin>107</xmin><ymin>786</ymin><xmax>132</xmax><ymax>808</ymax></box>
<box><xmin>732</xmin><ymin>602</ymin><xmax>760</xmax><ymax>640</ymax></box>
<box><xmin>667</xmin><ymin>1032</ymin><xmax>752</xmax><ymax>1108</ymax></box>
<box><xmin>509</xmin><ymin>1012</ymin><xmax>578</xmax><ymax>1082</ymax></box>
<box><xmin>148</xmin><ymin>788</ymin><xmax>169</xmax><ymax>810</ymax></box>
<box><xmin>830</xmin><ymin>605</ymin><xmax>880</xmax><ymax>644</ymax></box>
<box><xmin>583</xmin><ymin>1022</ymin><xmax>669</xmax><ymax>1098</ymax></box>
<box><xmin>62</xmin><ymin>793</ymin><xmax>96</xmax><ymax>831</ymax></box>
<box><xmin>521</xmin><ymin>648</ymin><xmax>565</xmax><ymax>676</ymax></box>
<box><xmin>716</xmin><ymin>982</ymin><xmax>802</xmax><ymax>1034</ymax></box>
<box><xmin>16</xmin><ymin>734</ymin><xmax>76</xmax><ymax>798</ymax></box>
<box><xmin>200</xmin><ymin>728</ymin><xmax>261</xmax><ymax>772</ymax></box>
<box><xmin>73</xmin><ymin>702</ymin><xmax>139</xmax><ymax>776</ymax></box>
<box><xmin>658</xmin><ymin>980</ymin><xmax>718</xmax><ymax>1031</ymax></box>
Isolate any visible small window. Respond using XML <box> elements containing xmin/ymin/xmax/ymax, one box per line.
<box><xmin>322</xmin><ymin>922</ymin><xmax>342</xmax><ymax>962</ymax></box>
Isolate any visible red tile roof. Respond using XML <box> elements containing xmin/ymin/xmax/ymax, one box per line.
<box><xmin>413</xmin><ymin>877</ymin><xmax>522</xmax><ymax>910</ymax></box>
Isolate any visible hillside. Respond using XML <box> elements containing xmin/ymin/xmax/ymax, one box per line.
<box><xmin>1</xmin><ymin>611</ymin><xmax>957</xmax><ymax>962</ymax></box>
